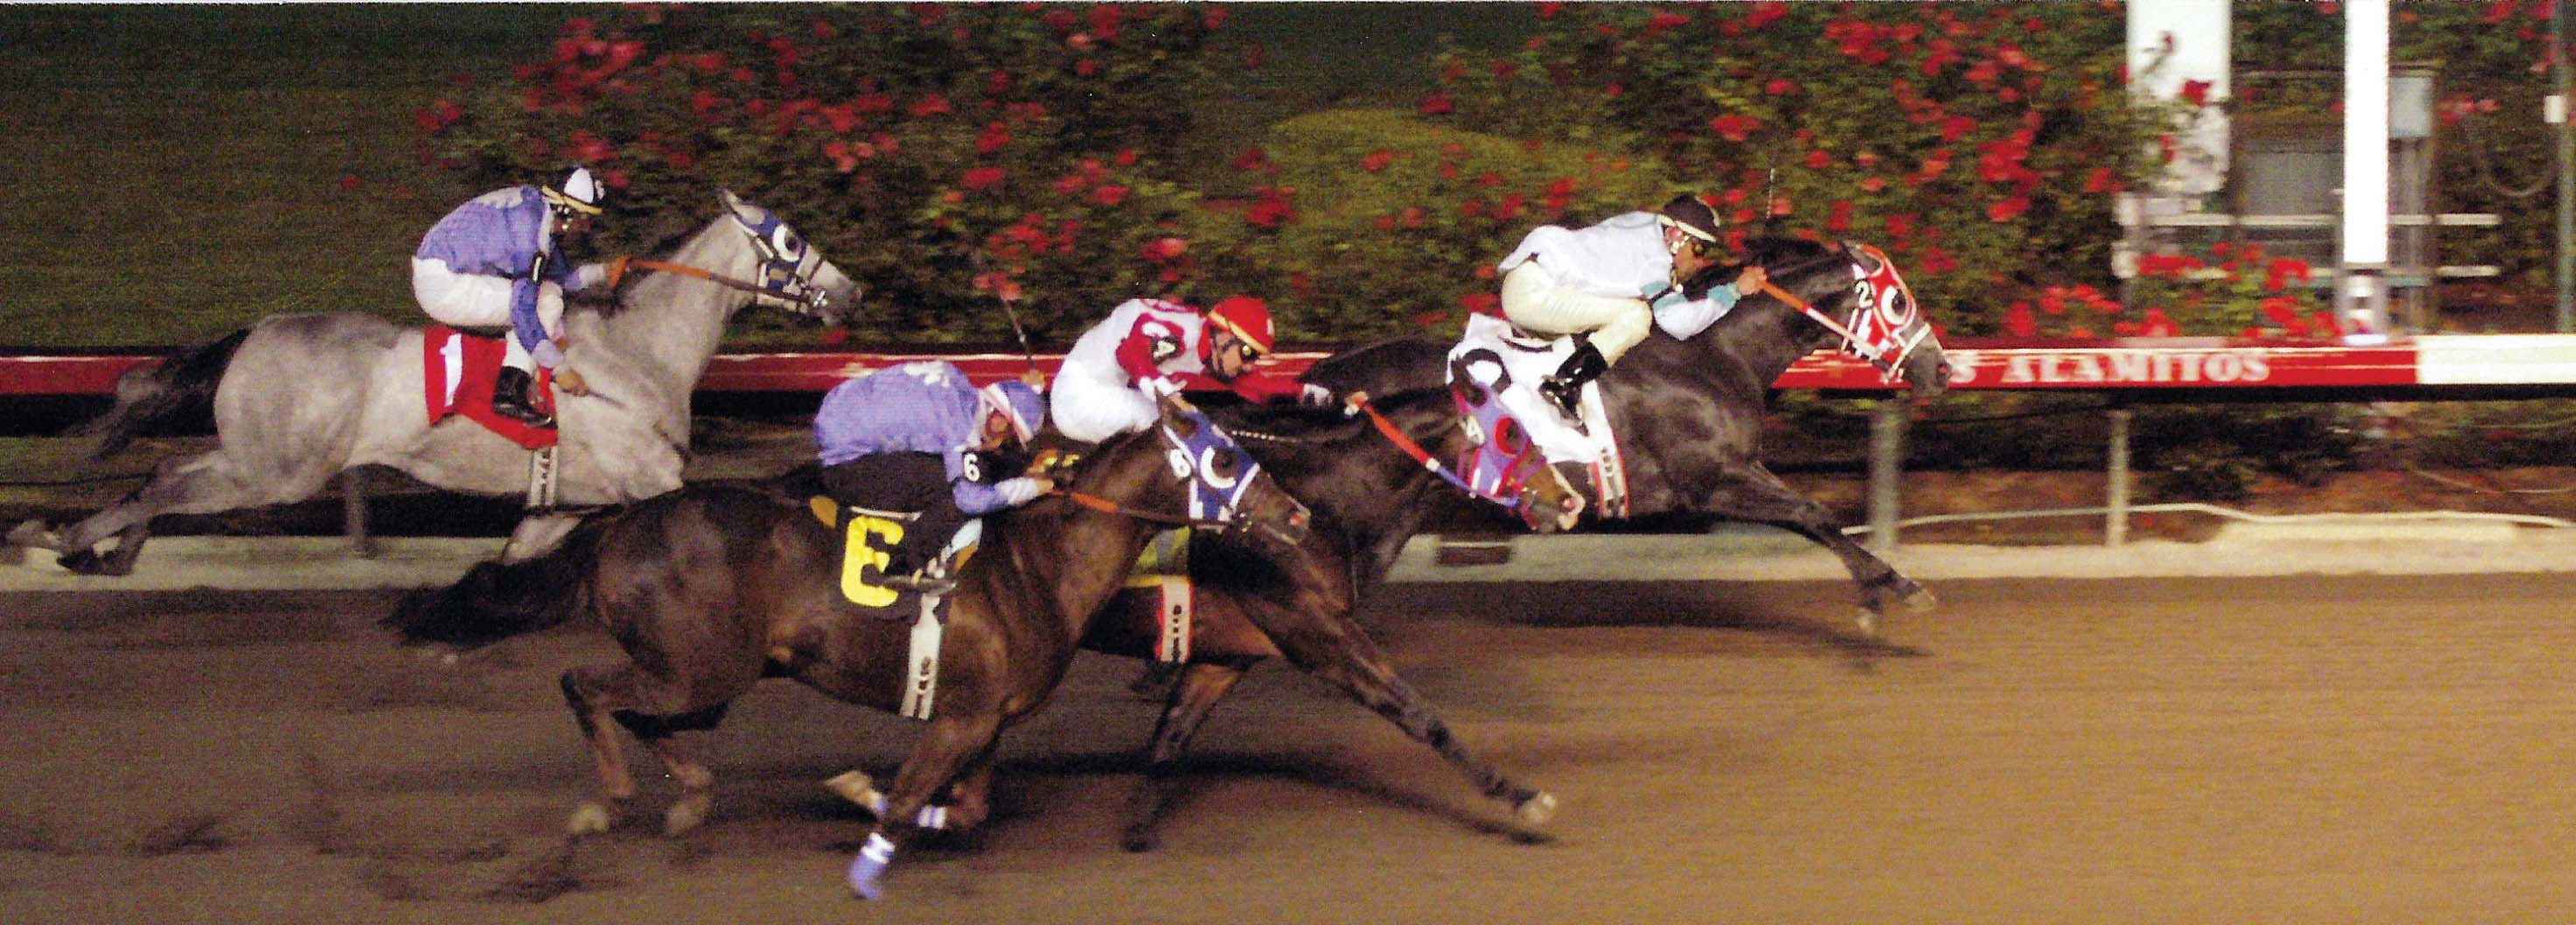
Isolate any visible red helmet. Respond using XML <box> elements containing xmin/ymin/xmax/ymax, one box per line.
<box><xmin>1206</xmin><ymin>295</ymin><xmax>1275</xmax><ymax>355</ymax></box>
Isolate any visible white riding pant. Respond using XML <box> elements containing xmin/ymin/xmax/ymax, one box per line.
<box><xmin>412</xmin><ymin>258</ymin><xmax>563</xmax><ymax>371</ymax></box>
<box><xmin>1048</xmin><ymin>370</ymin><xmax>1158</xmax><ymax>444</ymax></box>
<box><xmin>1499</xmin><ymin>262</ymin><xmax>1653</xmax><ymax>364</ymax></box>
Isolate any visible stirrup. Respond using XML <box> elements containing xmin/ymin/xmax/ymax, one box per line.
<box><xmin>1538</xmin><ymin>378</ymin><xmax>1583</xmax><ymax>418</ymax></box>
<box><xmin>878</xmin><ymin>572</ymin><xmax>957</xmax><ymax>596</ymax></box>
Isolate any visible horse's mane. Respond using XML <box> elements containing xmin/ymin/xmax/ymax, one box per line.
<box><xmin>1210</xmin><ymin>387</ymin><xmax>1450</xmax><ymax>448</ymax></box>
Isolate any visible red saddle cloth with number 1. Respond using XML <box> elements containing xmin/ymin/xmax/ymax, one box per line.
<box><xmin>422</xmin><ymin>325</ymin><xmax>560</xmax><ymax>449</ymax></box>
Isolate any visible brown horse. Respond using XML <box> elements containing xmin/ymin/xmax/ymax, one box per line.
<box><xmin>852</xmin><ymin>387</ymin><xmax>1581</xmax><ymax>852</ymax></box>
<box><xmin>1090</xmin><ymin>388</ymin><xmax>1580</xmax><ymax>851</ymax></box>
<box><xmin>384</xmin><ymin>396</ymin><xmax>1309</xmax><ymax>900</ymax></box>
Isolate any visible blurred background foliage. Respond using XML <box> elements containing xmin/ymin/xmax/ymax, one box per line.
<box><xmin>4</xmin><ymin>2</ymin><xmax>2574</xmax><ymax>491</ymax></box>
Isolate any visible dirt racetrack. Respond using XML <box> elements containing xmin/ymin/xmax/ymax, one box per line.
<box><xmin>4</xmin><ymin>573</ymin><xmax>2574</xmax><ymax>924</ymax></box>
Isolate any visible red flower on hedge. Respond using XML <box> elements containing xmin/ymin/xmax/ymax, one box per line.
<box><xmin>961</xmin><ymin>166</ymin><xmax>1007</xmax><ymax>192</ymax></box>
<box><xmin>1458</xmin><ymin>292</ymin><xmax>1501</xmax><ymax>316</ymax></box>
<box><xmin>2083</xmin><ymin>166</ymin><xmax>2114</xmax><ymax>194</ymax></box>
<box><xmin>1235</xmin><ymin>147</ymin><xmax>1269</xmax><ymax>172</ymax></box>
<box><xmin>2004</xmin><ymin>300</ymin><xmax>2038</xmax><ymax>336</ymax></box>
<box><xmin>1987</xmin><ymin>195</ymin><xmax>2030</xmax><ymax>222</ymax></box>
<box><xmin>1361</xmin><ymin>150</ymin><xmax>1395</xmax><ymax>173</ymax></box>
<box><xmin>910</xmin><ymin>94</ymin><xmax>952</xmax><ymax>117</ymax></box>
<box><xmin>1140</xmin><ymin>237</ymin><xmax>1189</xmax><ymax>262</ymax></box>
<box><xmin>1707</xmin><ymin>114</ymin><xmax>1762</xmax><ymax>142</ymax></box>
<box><xmin>1803</xmin><ymin>148</ymin><xmax>1831</xmax><ymax>169</ymax></box>
<box><xmin>1418</xmin><ymin>92</ymin><xmax>1454</xmax><ymax>116</ymax></box>
<box><xmin>1092</xmin><ymin>184</ymin><xmax>1130</xmax><ymax>207</ymax></box>
<box><xmin>974</xmin><ymin>121</ymin><xmax>1011</xmax><ymax>154</ymax></box>
<box><xmin>1826</xmin><ymin>200</ymin><xmax>1854</xmax><ymax>232</ymax></box>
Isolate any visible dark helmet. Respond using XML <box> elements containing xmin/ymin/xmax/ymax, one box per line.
<box><xmin>1656</xmin><ymin>193</ymin><xmax>1722</xmax><ymax>244</ymax></box>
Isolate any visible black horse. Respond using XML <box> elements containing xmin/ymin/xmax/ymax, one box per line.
<box><xmin>385</xmin><ymin>397</ymin><xmax>1311</xmax><ymax>900</ymax></box>
<box><xmin>1302</xmin><ymin>236</ymin><xmax>1951</xmax><ymax>624</ymax></box>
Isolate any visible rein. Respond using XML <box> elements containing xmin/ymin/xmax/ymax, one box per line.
<box><xmin>1052</xmin><ymin>488</ymin><xmax>1236</xmax><ymax>530</ymax></box>
<box><xmin>607</xmin><ymin>256</ymin><xmax>827</xmax><ymax>310</ymax></box>
<box><xmin>1346</xmin><ymin>395</ymin><xmax>1515</xmax><ymax>511</ymax></box>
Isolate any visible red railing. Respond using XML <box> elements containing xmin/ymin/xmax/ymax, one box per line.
<box><xmin>11</xmin><ymin>334</ymin><xmax>2576</xmax><ymax>396</ymax></box>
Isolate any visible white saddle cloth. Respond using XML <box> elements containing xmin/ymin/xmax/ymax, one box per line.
<box><xmin>1445</xmin><ymin>314</ymin><xmax>1610</xmax><ymax>465</ymax></box>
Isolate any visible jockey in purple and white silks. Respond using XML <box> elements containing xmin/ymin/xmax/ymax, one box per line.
<box><xmin>814</xmin><ymin>361</ymin><xmax>1052</xmax><ymax>592</ymax></box>
<box><xmin>411</xmin><ymin>166</ymin><xmax>609</xmax><ymax>427</ymax></box>
<box><xmin>1495</xmin><ymin>194</ymin><xmax>1770</xmax><ymax>418</ymax></box>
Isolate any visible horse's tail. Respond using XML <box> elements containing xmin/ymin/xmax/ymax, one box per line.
<box><xmin>382</xmin><ymin>514</ymin><xmax>616</xmax><ymax>650</ymax></box>
<box><xmin>74</xmin><ymin>328</ymin><xmax>250</xmax><ymax>461</ymax></box>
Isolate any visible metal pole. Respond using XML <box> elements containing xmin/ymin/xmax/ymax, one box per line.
<box><xmin>2557</xmin><ymin>0</ymin><xmax>2573</xmax><ymax>331</ymax></box>
<box><xmin>2106</xmin><ymin>407</ymin><xmax>2133</xmax><ymax>547</ymax></box>
<box><xmin>1868</xmin><ymin>399</ymin><xmax>1904</xmax><ymax>553</ymax></box>
<box><xmin>341</xmin><ymin>466</ymin><xmax>376</xmax><ymax>559</ymax></box>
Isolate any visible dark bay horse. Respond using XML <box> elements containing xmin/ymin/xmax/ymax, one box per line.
<box><xmin>384</xmin><ymin>397</ymin><xmax>1310</xmax><ymax>900</ymax></box>
<box><xmin>1302</xmin><ymin>237</ymin><xmax>1952</xmax><ymax>626</ymax></box>
<box><xmin>1086</xmin><ymin>387</ymin><xmax>1581</xmax><ymax>851</ymax></box>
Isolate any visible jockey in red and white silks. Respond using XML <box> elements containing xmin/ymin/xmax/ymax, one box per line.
<box><xmin>1047</xmin><ymin>295</ymin><xmax>1326</xmax><ymax>444</ymax></box>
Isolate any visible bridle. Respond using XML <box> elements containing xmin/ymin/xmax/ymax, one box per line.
<box><xmin>1748</xmin><ymin>242</ymin><xmax>1932</xmax><ymax>384</ymax></box>
<box><xmin>1053</xmin><ymin>409</ymin><xmax>1295</xmax><ymax>533</ymax></box>
<box><xmin>602</xmin><ymin>210</ymin><xmax>840</xmax><ymax>320</ymax></box>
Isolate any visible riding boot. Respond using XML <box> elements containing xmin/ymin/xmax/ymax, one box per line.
<box><xmin>491</xmin><ymin>366</ymin><xmax>555</xmax><ymax>427</ymax></box>
<box><xmin>1537</xmin><ymin>337</ymin><xmax>1608</xmax><ymax>420</ymax></box>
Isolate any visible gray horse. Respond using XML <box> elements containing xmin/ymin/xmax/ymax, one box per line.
<box><xmin>14</xmin><ymin>189</ymin><xmax>857</xmax><ymax>575</ymax></box>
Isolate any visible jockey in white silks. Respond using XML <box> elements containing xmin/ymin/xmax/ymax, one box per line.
<box><xmin>1495</xmin><ymin>194</ymin><xmax>1771</xmax><ymax>417</ymax></box>
<box><xmin>1048</xmin><ymin>295</ymin><xmax>1330</xmax><ymax>444</ymax></box>
<box><xmin>410</xmin><ymin>166</ymin><xmax>611</xmax><ymax>427</ymax></box>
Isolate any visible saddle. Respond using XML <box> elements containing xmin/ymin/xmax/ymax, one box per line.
<box><xmin>422</xmin><ymin>325</ymin><xmax>560</xmax><ymax>450</ymax></box>
<box><xmin>1446</xmin><ymin>314</ymin><xmax>1630</xmax><ymax>519</ymax></box>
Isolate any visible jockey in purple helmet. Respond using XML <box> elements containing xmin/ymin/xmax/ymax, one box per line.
<box><xmin>1496</xmin><ymin>193</ymin><xmax>1770</xmax><ymax>417</ymax></box>
<box><xmin>813</xmin><ymin>361</ymin><xmax>1053</xmax><ymax>593</ymax></box>
<box><xmin>411</xmin><ymin>166</ymin><xmax>609</xmax><ymax>427</ymax></box>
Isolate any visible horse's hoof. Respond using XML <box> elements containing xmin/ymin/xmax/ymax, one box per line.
<box><xmin>1899</xmin><ymin>586</ymin><xmax>1939</xmax><ymax>614</ymax></box>
<box><xmin>823</xmin><ymin>771</ymin><xmax>885</xmax><ymax>816</ymax></box>
<box><xmin>57</xmin><ymin>549</ymin><xmax>129</xmax><ymax>576</ymax></box>
<box><xmin>664</xmin><ymin>794</ymin><xmax>710</xmax><ymax>836</ymax></box>
<box><xmin>1120</xmin><ymin>824</ymin><xmax>1160</xmax><ymax>853</ymax></box>
<box><xmin>1510</xmin><ymin>791</ymin><xmax>1559</xmax><ymax>828</ymax></box>
<box><xmin>567</xmin><ymin>801</ymin><xmax>615</xmax><ymax>837</ymax></box>
<box><xmin>1854</xmin><ymin>609</ymin><xmax>1881</xmax><ymax>637</ymax></box>
<box><xmin>848</xmin><ymin>834</ymin><xmax>895</xmax><ymax>900</ymax></box>
<box><xmin>5</xmin><ymin>519</ymin><xmax>59</xmax><ymax>550</ymax></box>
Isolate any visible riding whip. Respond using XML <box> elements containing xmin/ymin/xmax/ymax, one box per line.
<box><xmin>968</xmin><ymin>251</ymin><xmax>1042</xmax><ymax>374</ymax></box>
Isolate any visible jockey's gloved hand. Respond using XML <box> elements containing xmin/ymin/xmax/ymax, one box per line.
<box><xmin>1296</xmin><ymin>383</ymin><xmax>1335</xmax><ymax>406</ymax></box>
<box><xmin>574</xmin><ymin>263</ymin><xmax>609</xmax><ymax>290</ymax></box>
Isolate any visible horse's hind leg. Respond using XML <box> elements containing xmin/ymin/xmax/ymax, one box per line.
<box><xmin>559</xmin><ymin>663</ymin><xmax>735</xmax><ymax>837</ymax></box>
<box><xmin>560</xmin><ymin>666</ymin><xmax>643</xmax><ymax>836</ymax></box>
<box><xmin>621</xmin><ymin>703</ymin><xmax>731</xmax><ymax>835</ymax></box>
<box><xmin>1123</xmin><ymin>658</ymin><xmax>1255</xmax><ymax>852</ymax></box>
<box><xmin>55</xmin><ymin>449</ymin><xmax>321</xmax><ymax>575</ymax></box>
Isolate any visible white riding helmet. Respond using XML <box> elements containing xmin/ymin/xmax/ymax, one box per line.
<box><xmin>543</xmin><ymin>166</ymin><xmax>604</xmax><ymax>216</ymax></box>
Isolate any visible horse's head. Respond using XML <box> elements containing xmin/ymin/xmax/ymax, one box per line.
<box><xmin>1073</xmin><ymin>395</ymin><xmax>1311</xmax><ymax>549</ymax></box>
<box><xmin>1739</xmin><ymin>238</ymin><xmax>1949</xmax><ymax>397</ymax></box>
<box><xmin>720</xmin><ymin>189</ymin><xmax>862</xmax><ymax>327</ymax></box>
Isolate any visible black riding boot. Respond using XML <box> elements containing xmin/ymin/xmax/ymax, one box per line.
<box><xmin>1536</xmin><ymin>337</ymin><xmax>1608</xmax><ymax>419</ymax></box>
<box><xmin>491</xmin><ymin>365</ymin><xmax>554</xmax><ymax>427</ymax></box>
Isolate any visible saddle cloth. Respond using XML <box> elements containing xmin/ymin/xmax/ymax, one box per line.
<box><xmin>806</xmin><ymin>496</ymin><xmax>966</xmax><ymax>722</ymax></box>
<box><xmin>422</xmin><ymin>325</ymin><xmax>560</xmax><ymax>450</ymax></box>
<box><xmin>1446</xmin><ymin>314</ymin><xmax>1630</xmax><ymax>518</ymax></box>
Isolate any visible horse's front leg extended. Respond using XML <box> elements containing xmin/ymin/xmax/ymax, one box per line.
<box><xmin>1236</xmin><ymin>597</ymin><xmax>1557</xmax><ymax>833</ymax></box>
<box><xmin>1699</xmin><ymin>467</ymin><xmax>1936</xmax><ymax>628</ymax></box>
<box><xmin>1123</xmin><ymin>658</ymin><xmax>1256</xmax><ymax>852</ymax></box>
<box><xmin>848</xmin><ymin>710</ymin><xmax>1001</xmax><ymax>900</ymax></box>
